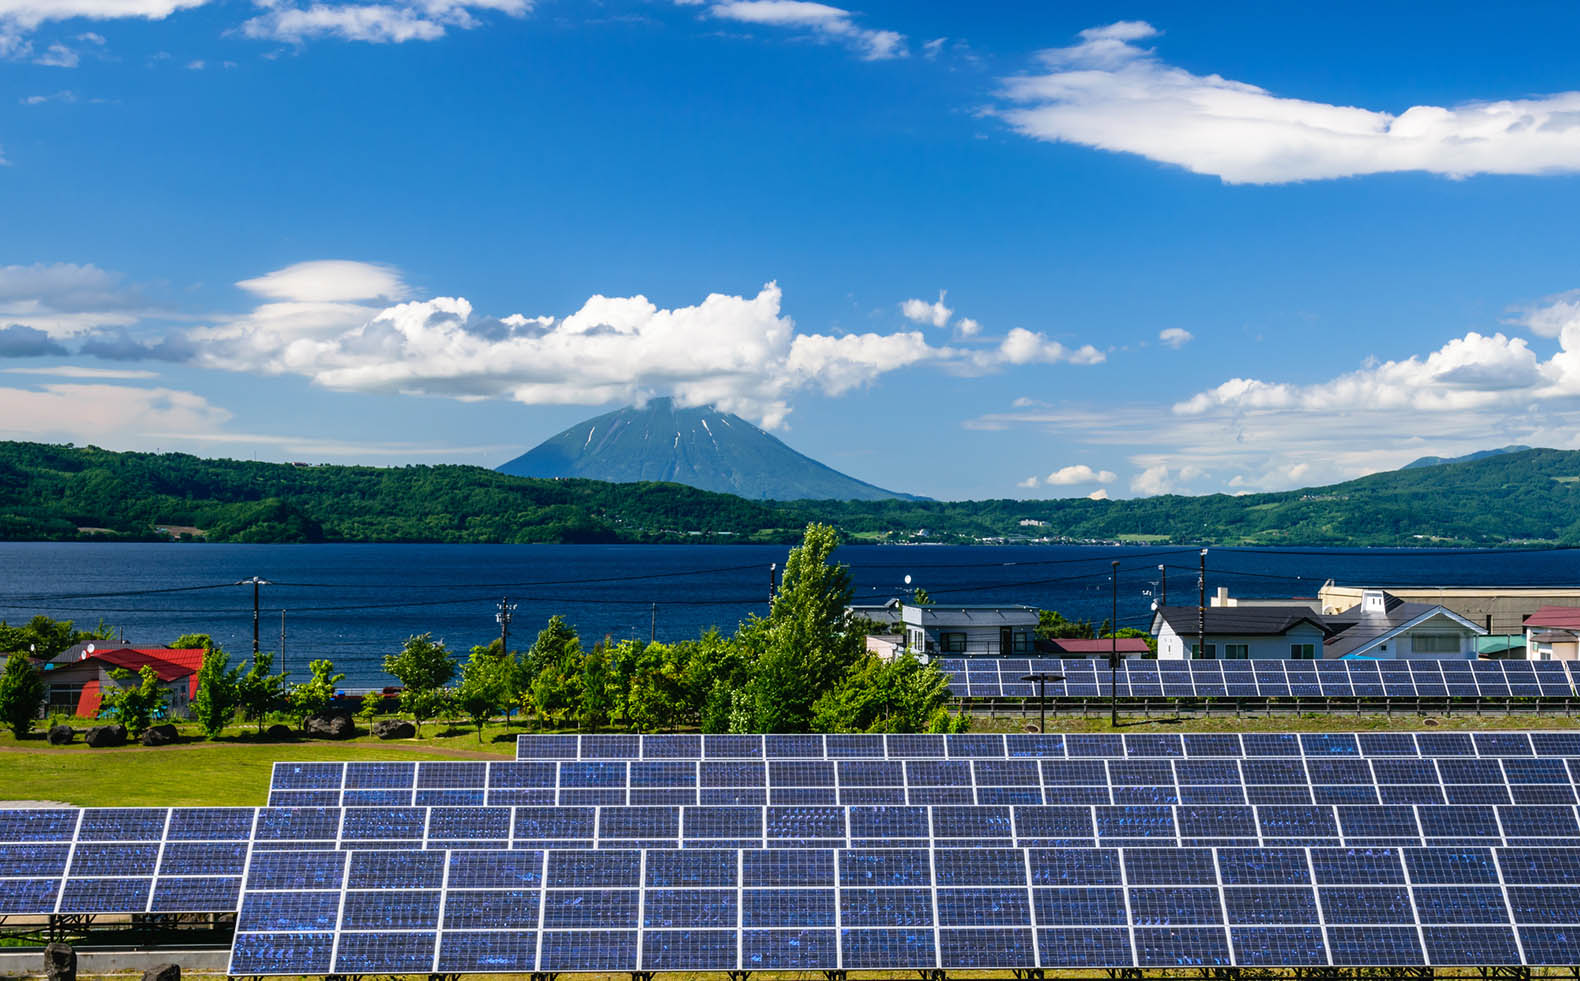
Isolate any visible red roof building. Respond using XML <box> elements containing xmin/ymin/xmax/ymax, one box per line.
<box><xmin>1524</xmin><ymin>607</ymin><xmax>1580</xmax><ymax>661</ymax></box>
<box><xmin>43</xmin><ymin>648</ymin><xmax>205</xmax><ymax>718</ymax></box>
<box><xmin>1039</xmin><ymin>637</ymin><xmax>1153</xmax><ymax>658</ymax></box>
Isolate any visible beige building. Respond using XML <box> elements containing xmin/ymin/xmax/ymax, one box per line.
<box><xmin>1319</xmin><ymin>582</ymin><xmax>1580</xmax><ymax>634</ymax></box>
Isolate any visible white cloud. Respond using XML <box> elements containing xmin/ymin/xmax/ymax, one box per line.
<box><xmin>237</xmin><ymin>259</ymin><xmax>412</xmax><ymax>303</ymax></box>
<box><xmin>921</xmin><ymin>36</ymin><xmax>943</xmax><ymax>59</ymax></box>
<box><xmin>1510</xmin><ymin>289</ymin><xmax>1580</xmax><ymax>340</ymax></box>
<box><xmin>239</xmin><ymin>0</ymin><xmax>531</xmax><ymax>45</ymax></box>
<box><xmin>188</xmin><ymin>261</ymin><xmax>1105</xmax><ymax>430</ymax></box>
<box><xmin>3</xmin><ymin>365</ymin><xmax>158</xmax><ymax>379</ymax></box>
<box><xmin>1016</xmin><ymin>475</ymin><xmax>1039</xmax><ymax>489</ymax></box>
<box><xmin>35</xmin><ymin>42</ymin><xmax>79</xmax><ymax>66</ymax></box>
<box><xmin>956</xmin><ymin>317</ymin><xmax>980</xmax><ymax>338</ymax></box>
<box><xmin>900</xmin><ymin>290</ymin><xmax>952</xmax><ymax>328</ymax></box>
<box><xmin>1159</xmin><ymin>327</ymin><xmax>1192</xmax><ymax>349</ymax></box>
<box><xmin>21</xmin><ymin>90</ymin><xmax>76</xmax><ymax>105</ymax></box>
<box><xmin>997</xmin><ymin>21</ymin><xmax>1580</xmax><ymax>184</ymax></box>
<box><xmin>988</xmin><ymin>327</ymin><xmax>1104</xmax><ymax>368</ymax></box>
<box><xmin>1043</xmin><ymin>464</ymin><xmax>1116</xmax><ymax>486</ymax></box>
<box><xmin>1086</xmin><ymin>487</ymin><xmax>1110</xmax><ymax>501</ymax></box>
<box><xmin>699</xmin><ymin>1</ymin><xmax>905</xmax><ymax>61</ymax></box>
<box><xmin>1131</xmin><ymin>464</ymin><xmax>1172</xmax><ymax>496</ymax></box>
<box><xmin>0</xmin><ymin>262</ymin><xmax>146</xmax><ymax>336</ymax></box>
<box><xmin>0</xmin><ymin>0</ymin><xmax>207</xmax><ymax>58</ymax></box>
<box><xmin>0</xmin><ymin>382</ymin><xmax>231</xmax><ymax>443</ymax></box>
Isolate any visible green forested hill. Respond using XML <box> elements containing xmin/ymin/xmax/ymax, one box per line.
<box><xmin>2</xmin><ymin>441</ymin><xmax>1579</xmax><ymax>546</ymax></box>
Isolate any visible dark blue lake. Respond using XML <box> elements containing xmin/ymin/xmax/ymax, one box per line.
<box><xmin>2</xmin><ymin>542</ymin><xmax>1578</xmax><ymax>685</ymax></box>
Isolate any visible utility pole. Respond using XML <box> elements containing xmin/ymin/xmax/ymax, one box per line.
<box><xmin>1159</xmin><ymin>564</ymin><xmax>1167</xmax><ymax>606</ymax></box>
<box><xmin>1197</xmin><ymin>548</ymin><xmax>1208</xmax><ymax>660</ymax></box>
<box><xmin>1111</xmin><ymin>560</ymin><xmax>1120</xmax><ymax>727</ymax></box>
<box><xmin>650</xmin><ymin>603</ymin><xmax>657</xmax><ymax>644</ymax></box>
<box><xmin>236</xmin><ymin>577</ymin><xmax>271</xmax><ymax>659</ymax></box>
<box><xmin>768</xmin><ymin>563</ymin><xmax>778</xmax><ymax>605</ymax></box>
<box><xmin>496</xmin><ymin>597</ymin><xmax>517</xmax><ymax>657</ymax></box>
<box><xmin>280</xmin><ymin>610</ymin><xmax>286</xmax><ymax>675</ymax></box>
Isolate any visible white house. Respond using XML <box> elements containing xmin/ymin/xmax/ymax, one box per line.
<box><xmin>898</xmin><ymin>605</ymin><xmax>1040</xmax><ymax>658</ymax></box>
<box><xmin>1152</xmin><ymin>606</ymin><xmax>1331</xmax><ymax>660</ymax></box>
<box><xmin>1322</xmin><ymin>590</ymin><xmax>1484</xmax><ymax>660</ymax></box>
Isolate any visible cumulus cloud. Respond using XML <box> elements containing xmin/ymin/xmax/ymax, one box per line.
<box><xmin>900</xmin><ymin>291</ymin><xmax>952</xmax><ymax>328</ymax></box>
<box><xmin>1510</xmin><ymin>289</ymin><xmax>1580</xmax><ymax>340</ymax></box>
<box><xmin>1159</xmin><ymin>327</ymin><xmax>1192</xmax><ymax>349</ymax></box>
<box><xmin>694</xmin><ymin>1</ymin><xmax>905</xmax><ymax>61</ymax></box>
<box><xmin>997</xmin><ymin>22</ymin><xmax>1580</xmax><ymax>184</ymax></box>
<box><xmin>1043</xmin><ymin>464</ymin><xmax>1116</xmax><ymax>486</ymax></box>
<box><xmin>1086</xmin><ymin>487</ymin><xmax>1110</xmax><ymax>501</ymax></box>
<box><xmin>186</xmin><ymin>260</ymin><xmax>1104</xmax><ymax>429</ymax></box>
<box><xmin>0</xmin><ymin>324</ymin><xmax>68</xmax><ymax>357</ymax></box>
<box><xmin>1173</xmin><ymin>331</ymin><xmax>1546</xmax><ymax>416</ymax></box>
<box><xmin>239</xmin><ymin>0</ymin><xmax>532</xmax><ymax>45</ymax></box>
<box><xmin>0</xmin><ymin>0</ymin><xmax>207</xmax><ymax>58</ymax></box>
<box><xmin>956</xmin><ymin>317</ymin><xmax>980</xmax><ymax>338</ymax></box>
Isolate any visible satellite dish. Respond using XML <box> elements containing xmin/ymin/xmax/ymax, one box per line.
<box><xmin>86</xmin><ymin>644</ymin><xmax>95</xmax><ymax>654</ymax></box>
<box><xmin>904</xmin><ymin>575</ymin><xmax>912</xmax><ymax>585</ymax></box>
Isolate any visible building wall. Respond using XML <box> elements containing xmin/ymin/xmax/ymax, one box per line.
<box><xmin>1156</xmin><ymin>622</ymin><xmax>1327</xmax><ymax>660</ymax></box>
<box><xmin>1340</xmin><ymin>614</ymin><xmax>1479</xmax><ymax>660</ymax></box>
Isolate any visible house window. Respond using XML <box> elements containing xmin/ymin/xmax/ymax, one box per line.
<box><xmin>1412</xmin><ymin>633</ymin><xmax>1461</xmax><ymax>654</ymax></box>
<box><xmin>1191</xmin><ymin>644</ymin><xmax>1217</xmax><ymax>659</ymax></box>
<box><xmin>1224</xmin><ymin>644</ymin><xmax>1249</xmax><ymax>660</ymax></box>
<box><xmin>1290</xmin><ymin>644</ymin><xmax>1316</xmax><ymax>659</ymax></box>
<box><xmin>1013</xmin><ymin>632</ymin><xmax>1029</xmax><ymax>653</ymax></box>
<box><xmin>47</xmin><ymin>684</ymin><xmax>83</xmax><ymax>713</ymax></box>
<box><xmin>941</xmin><ymin>632</ymin><xmax>968</xmax><ymax>653</ymax></box>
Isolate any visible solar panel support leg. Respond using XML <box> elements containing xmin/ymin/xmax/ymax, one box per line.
<box><xmin>916</xmin><ymin>970</ymin><xmax>948</xmax><ymax>981</ymax></box>
<box><xmin>823</xmin><ymin>970</ymin><xmax>848</xmax><ymax>981</ymax></box>
<box><xmin>428</xmin><ymin>974</ymin><xmax>461</xmax><ymax>981</ymax></box>
<box><xmin>631</xmin><ymin>971</ymin><xmax>656</xmax><ymax>981</ymax></box>
<box><xmin>1011</xmin><ymin>969</ymin><xmax>1043</xmax><ymax>980</ymax></box>
<box><xmin>529</xmin><ymin>973</ymin><xmax>558</xmax><ymax>981</ymax></box>
<box><xmin>726</xmin><ymin>971</ymin><xmax>751</xmax><ymax>981</ymax></box>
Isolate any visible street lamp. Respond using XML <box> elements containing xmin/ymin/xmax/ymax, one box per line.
<box><xmin>1110</xmin><ymin>560</ymin><xmax>1120</xmax><ymax>727</ymax></box>
<box><xmin>1020</xmin><ymin>672</ymin><xmax>1065</xmax><ymax>733</ymax></box>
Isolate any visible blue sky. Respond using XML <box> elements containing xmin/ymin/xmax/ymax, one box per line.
<box><xmin>3</xmin><ymin>0</ymin><xmax>1580</xmax><ymax>501</ymax></box>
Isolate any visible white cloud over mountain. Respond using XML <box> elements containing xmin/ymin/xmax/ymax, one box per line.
<box><xmin>997</xmin><ymin>22</ymin><xmax>1580</xmax><ymax>184</ymax></box>
<box><xmin>185</xmin><ymin>260</ymin><xmax>1102</xmax><ymax>430</ymax></box>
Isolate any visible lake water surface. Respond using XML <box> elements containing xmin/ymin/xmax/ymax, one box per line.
<box><xmin>2</xmin><ymin>542</ymin><xmax>1577</xmax><ymax>685</ymax></box>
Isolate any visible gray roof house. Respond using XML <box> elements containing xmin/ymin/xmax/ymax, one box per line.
<box><xmin>1322</xmin><ymin>589</ymin><xmax>1485</xmax><ymax>659</ymax></box>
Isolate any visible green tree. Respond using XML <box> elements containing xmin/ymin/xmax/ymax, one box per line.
<box><xmin>236</xmin><ymin>651</ymin><xmax>291</xmax><ymax>732</ymax></box>
<box><xmin>0</xmin><ymin>652</ymin><xmax>45</xmax><ymax>738</ymax></box>
<box><xmin>810</xmin><ymin>651</ymin><xmax>966</xmax><ymax>734</ymax></box>
<box><xmin>171</xmin><ymin>633</ymin><xmax>217</xmax><ymax>651</ymax></box>
<box><xmin>524</xmin><ymin>616</ymin><xmax>582</xmax><ymax>677</ymax></box>
<box><xmin>357</xmin><ymin>690</ymin><xmax>384</xmax><ymax>724</ymax></box>
<box><xmin>290</xmin><ymin>659</ymin><xmax>344</xmax><ymax>726</ymax></box>
<box><xmin>384</xmin><ymin>634</ymin><xmax>457</xmax><ymax>734</ymax></box>
<box><xmin>578</xmin><ymin>642</ymin><xmax>614</xmax><ymax>732</ymax></box>
<box><xmin>1037</xmin><ymin>608</ymin><xmax>1095</xmax><ymax>640</ymax></box>
<box><xmin>454</xmin><ymin>646</ymin><xmax>510</xmax><ymax>741</ymax></box>
<box><xmin>100</xmin><ymin>665</ymin><xmax>167</xmax><ymax>737</ymax></box>
<box><xmin>744</xmin><ymin>522</ymin><xmax>865</xmax><ymax>732</ymax></box>
<box><xmin>191</xmin><ymin>647</ymin><xmax>241</xmax><ymax>738</ymax></box>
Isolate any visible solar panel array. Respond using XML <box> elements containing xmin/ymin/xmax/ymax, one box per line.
<box><xmin>227</xmin><ymin>843</ymin><xmax>1580</xmax><ymax>973</ymax></box>
<box><xmin>0</xmin><ymin>807</ymin><xmax>250</xmax><ymax>915</ymax></box>
<box><xmin>937</xmin><ymin>658</ymin><xmax>1580</xmax><ymax>699</ymax></box>
<box><xmin>12</xmin><ymin>732</ymin><xmax>1580</xmax><ymax>974</ymax></box>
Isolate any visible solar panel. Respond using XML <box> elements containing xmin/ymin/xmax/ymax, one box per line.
<box><xmin>931</xmin><ymin>658</ymin><xmax>1580</xmax><ymax>700</ymax></box>
<box><xmin>223</xmin><ymin>843</ymin><xmax>1580</xmax><ymax>972</ymax></box>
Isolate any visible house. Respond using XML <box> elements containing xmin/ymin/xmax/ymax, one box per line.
<box><xmin>899</xmin><ymin>605</ymin><xmax>1040</xmax><ymax>658</ymax></box>
<box><xmin>1523</xmin><ymin>607</ymin><xmax>1580</xmax><ymax>660</ymax></box>
<box><xmin>1319</xmin><ymin>583</ymin><xmax>1580</xmax><ymax>634</ymax></box>
<box><xmin>1153</xmin><ymin>589</ymin><xmax>1487</xmax><ymax>661</ymax></box>
<box><xmin>1322</xmin><ymin>590</ymin><xmax>1484</xmax><ymax>660</ymax></box>
<box><xmin>1152</xmin><ymin>606</ymin><xmax>1332</xmax><ymax>660</ymax></box>
<box><xmin>41</xmin><ymin>647</ymin><xmax>205</xmax><ymax>719</ymax></box>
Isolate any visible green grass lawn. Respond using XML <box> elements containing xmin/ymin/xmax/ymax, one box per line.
<box><xmin>0</xmin><ymin>719</ymin><xmax>524</xmax><ymax>806</ymax></box>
